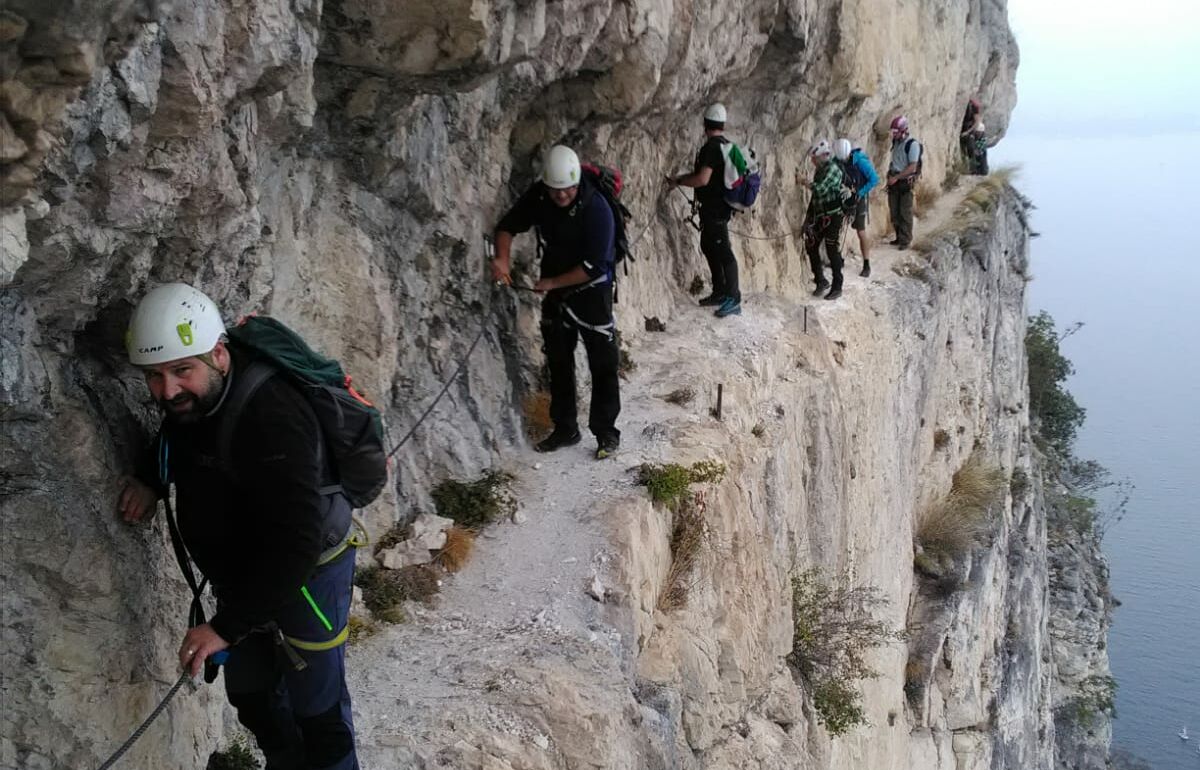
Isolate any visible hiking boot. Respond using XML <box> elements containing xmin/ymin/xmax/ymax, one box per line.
<box><xmin>715</xmin><ymin>296</ymin><xmax>742</xmax><ymax>318</ymax></box>
<box><xmin>595</xmin><ymin>434</ymin><xmax>620</xmax><ymax>460</ymax></box>
<box><xmin>889</xmin><ymin>238</ymin><xmax>902</xmax><ymax>245</ymax></box>
<box><xmin>860</xmin><ymin>260</ymin><xmax>871</xmax><ymax>278</ymax></box>
<box><xmin>894</xmin><ymin>242</ymin><xmax>909</xmax><ymax>251</ymax></box>
<box><xmin>698</xmin><ymin>293</ymin><xmax>725</xmax><ymax>307</ymax></box>
<box><xmin>811</xmin><ymin>281</ymin><xmax>831</xmax><ymax>297</ymax></box>
<box><xmin>535</xmin><ymin>429</ymin><xmax>581</xmax><ymax>453</ymax></box>
<box><xmin>824</xmin><ymin>287</ymin><xmax>843</xmax><ymax>300</ymax></box>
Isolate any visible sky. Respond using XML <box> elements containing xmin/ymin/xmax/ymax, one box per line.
<box><xmin>992</xmin><ymin>2</ymin><xmax>1200</xmax><ymax>766</ymax></box>
<box><xmin>1004</xmin><ymin>0</ymin><xmax>1200</xmax><ymax>136</ymax></box>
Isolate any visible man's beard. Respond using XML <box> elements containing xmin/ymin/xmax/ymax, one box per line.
<box><xmin>162</xmin><ymin>368</ymin><xmax>226</xmax><ymax>424</ymax></box>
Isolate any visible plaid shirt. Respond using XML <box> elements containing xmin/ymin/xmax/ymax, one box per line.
<box><xmin>810</xmin><ymin>159</ymin><xmax>844</xmax><ymax>215</ymax></box>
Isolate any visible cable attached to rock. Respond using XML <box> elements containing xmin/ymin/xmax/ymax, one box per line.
<box><xmin>94</xmin><ymin>671</ymin><xmax>191</xmax><ymax>770</ymax></box>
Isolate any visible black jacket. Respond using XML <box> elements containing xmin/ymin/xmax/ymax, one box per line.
<box><xmin>147</xmin><ymin>348</ymin><xmax>343</xmax><ymax>643</ymax></box>
<box><xmin>497</xmin><ymin>177</ymin><xmax>617</xmax><ymax>327</ymax></box>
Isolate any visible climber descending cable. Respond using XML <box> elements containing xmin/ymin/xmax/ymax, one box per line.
<box><xmin>834</xmin><ymin>137</ymin><xmax>880</xmax><ymax>277</ymax></box>
<box><xmin>490</xmin><ymin>145</ymin><xmax>623</xmax><ymax>460</ymax></box>
<box><xmin>668</xmin><ymin>103</ymin><xmax>743</xmax><ymax>318</ymax></box>
<box><xmin>117</xmin><ymin>283</ymin><xmax>382</xmax><ymax>770</ymax></box>
<box><xmin>802</xmin><ymin>140</ymin><xmax>849</xmax><ymax>301</ymax></box>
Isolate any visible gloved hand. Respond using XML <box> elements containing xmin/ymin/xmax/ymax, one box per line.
<box><xmin>842</xmin><ymin>194</ymin><xmax>858</xmax><ymax>212</ymax></box>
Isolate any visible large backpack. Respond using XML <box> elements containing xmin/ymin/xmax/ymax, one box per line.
<box><xmin>223</xmin><ymin>315</ymin><xmax>388</xmax><ymax>509</ymax></box>
<box><xmin>580</xmin><ymin>162</ymin><xmax>633</xmax><ymax>271</ymax></box>
<box><xmin>718</xmin><ymin>140</ymin><xmax>762</xmax><ymax>211</ymax></box>
<box><xmin>906</xmin><ymin>138</ymin><xmax>924</xmax><ymax>180</ymax></box>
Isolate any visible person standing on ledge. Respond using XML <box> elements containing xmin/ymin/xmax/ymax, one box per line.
<box><xmin>491</xmin><ymin>144</ymin><xmax>622</xmax><ymax>460</ymax></box>
<box><xmin>834</xmin><ymin>137</ymin><xmax>880</xmax><ymax>277</ymax></box>
<box><xmin>669</xmin><ymin>103</ymin><xmax>742</xmax><ymax>318</ymax></box>
<box><xmin>802</xmin><ymin>140</ymin><xmax>847</xmax><ymax>300</ymax></box>
<box><xmin>885</xmin><ymin>115</ymin><xmax>923</xmax><ymax>250</ymax></box>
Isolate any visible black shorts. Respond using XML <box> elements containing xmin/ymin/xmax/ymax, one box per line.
<box><xmin>851</xmin><ymin>197</ymin><xmax>869</xmax><ymax>231</ymax></box>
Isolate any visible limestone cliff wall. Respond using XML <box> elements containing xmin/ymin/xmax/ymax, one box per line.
<box><xmin>0</xmin><ymin>1</ymin><xmax>1123</xmax><ymax>769</ymax></box>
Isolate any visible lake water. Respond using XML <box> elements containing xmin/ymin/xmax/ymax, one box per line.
<box><xmin>991</xmin><ymin>132</ymin><xmax>1200</xmax><ymax>769</ymax></box>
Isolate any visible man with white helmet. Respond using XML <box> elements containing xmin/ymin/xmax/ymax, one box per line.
<box><xmin>491</xmin><ymin>144</ymin><xmax>622</xmax><ymax>459</ymax></box>
<box><xmin>118</xmin><ymin>283</ymin><xmax>361</xmax><ymax>769</ymax></box>
<box><xmin>669</xmin><ymin>103</ymin><xmax>742</xmax><ymax>318</ymax></box>
<box><xmin>802</xmin><ymin>140</ymin><xmax>847</xmax><ymax>300</ymax></box>
<box><xmin>834</xmin><ymin>137</ymin><xmax>880</xmax><ymax>277</ymax></box>
<box><xmin>885</xmin><ymin>115</ymin><xmax>922</xmax><ymax>250</ymax></box>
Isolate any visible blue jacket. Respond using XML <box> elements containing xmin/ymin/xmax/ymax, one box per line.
<box><xmin>850</xmin><ymin>148</ymin><xmax>879</xmax><ymax>198</ymax></box>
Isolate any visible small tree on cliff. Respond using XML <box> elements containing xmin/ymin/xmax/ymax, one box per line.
<box><xmin>787</xmin><ymin>570</ymin><xmax>902</xmax><ymax>736</ymax></box>
<box><xmin>1026</xmin><ymin>311</ymin><xmax>1085</xmax><ymax>453</ymax></box>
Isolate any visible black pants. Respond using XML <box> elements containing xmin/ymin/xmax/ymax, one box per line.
<box><xmin>541</xmin><ymin>295</ymin><xmax>620</xmax><ymax>441</ymax></box>
<box><xmin>888</xmin><ymin>184</ymin><xmax>914</xmax><ymax>247</ymax></box>
<box><xmin>700</xmin><ymin>219</ymin><xmax>740</xmax><ymax>301</ymax></box>
<box><xmin>805</xmin><ymin>213</ymin><xmax>844</xmax><ymax>290</ymax></box>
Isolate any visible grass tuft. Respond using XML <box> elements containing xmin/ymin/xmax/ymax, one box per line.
<box><xmin>433</xmin><ymin>525</ymin><xmax>476</xmax><ymax>573</ymax></box>
<box><xmin>637</xmin><ymin>461</ymin><xmax>727</xmax><ymax>510</ymax></box>
<box><xmin>432</xmin><ymin>470</ymin><xmax>515</xmax><ymax>528</ymax></box>
<box><xmin>915</xmin><ymin>453</ymin><xmax>1007</xmax><ymax>560</ymax></box>
<box><xmin>521</xmin><ymin>390</ymin><xmax>554</xmax><ymax>440</ymax></box>
<box><xmin>346</xmin><ymin>615</ymin><xmax>379</xmax><ymax>645</ymax></box>
<box><xmin>355</xmin><ymin>564</ymin><xmax>440</xmax><ymax>621</ymax></box>
<box><xmin>933</xmin><ymin>428</ymin><xmax>950</xmax><ymax>450</ymax></box>
<box><xmin>914</xmin><ymin>182</ymin><xmax>939</xmax><ymax>217</ymax></box>
<box><xmin>656</xmin><ymin>491</ymin><xmax>708</xmax><ymax>612</ymax></box>
<box><xmin>688</xmin><ymin>275</ymin><xmax>705</xmax><ymax>295</ymax></box>
<box><xmin>913</xmin><ymin>167</ymin><xmax>1021</xmax><ymax>255</ymax></box>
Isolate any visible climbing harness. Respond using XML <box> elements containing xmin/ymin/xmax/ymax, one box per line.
<box><xmin>671</xmin><ymin>183</ymin><xmax>803</xmax><ymax>242</ymax></box>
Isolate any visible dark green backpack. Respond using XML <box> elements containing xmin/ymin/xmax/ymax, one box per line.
<box><xmin>224</xmin><ymin>315</ymin><xmax>388</xmax><ymax>508</ymax></box>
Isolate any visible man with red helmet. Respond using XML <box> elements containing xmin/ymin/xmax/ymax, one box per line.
<box><xmin>885</xmin><ymin>115</ymin><xmax>922</xmax><ymax>250</ymax></box>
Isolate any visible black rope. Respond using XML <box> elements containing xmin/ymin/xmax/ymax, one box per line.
<box><xmin>95</xmin><ymin>672</ymin><xmax>190</xmax><ymax>770</ymax></box>
<box><xmin>384</xmin><ymin>300</ymin><xmax>492</xmax><ymax>461</ymax></box>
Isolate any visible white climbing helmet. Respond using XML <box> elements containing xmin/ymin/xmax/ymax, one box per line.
<box><xmin>542</xmin><ymin>145</ymin><xmax>581</xmax><ymax>189</ymax></box>
<box><xmin>810</xmin><ymin>139</ymin><xmax>833</xmax><ymax>159</ymax></box>
<box><xmin>704</xmin><ymin>103</ymin><xmax>727</xmax><ymax>123</ymax></box>
<box><xmin>126</xmin><ymin>283</ymin><xmax>226</xmax><ymax>366</ymax></box>
<box><xmin>834</xmin><ymin>138</ymin><xmax>853</xmax><ymax>161</ymax></box>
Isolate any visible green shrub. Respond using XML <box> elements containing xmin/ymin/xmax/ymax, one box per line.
<box><xmin>812</xmin><ymin>679</ymin><xmax>867</xmax><ymax>737</ymax></box>
<box><xmin>432</xmin><ymin>469</ymin><xmax>515</xmax><ymax>528</ymax></box>
<box><xmin>1010</xmin><ymin>467</ymin><xmax>1029</xmax><ymax>498</ymax></box>
<box><xmin>1069</xmin><ymin>674</ymin><xmax>1117</xmax><ymax>728</ymax></box>
<box><xmin>636</xmin><ymin>461</ymin><xmax>726</xmax><ymax>509</ymax></box>
<box><xmin>787</xmin><ymin>570</ymin><xmax>901</xmax><ymax>736</ymax></box>
<box><xmin>1026</xmin><ymin>311</ymin><xmax>1086</xmax><ymax>453</ymax></box>
<box><xmin>355</xmin><ymin>564</ymin><xmax>440</xmax><ymax>620</ymax></box>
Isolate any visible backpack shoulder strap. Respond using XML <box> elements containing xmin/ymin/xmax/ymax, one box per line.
<box><xmin>216</xmin><ymin>359</ymin><xmax>278</xmax><ymax>480</ymax></box>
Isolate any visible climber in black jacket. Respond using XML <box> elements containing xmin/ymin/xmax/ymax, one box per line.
<box><xmin>117</xmin><ymin>283</ymin><xmax>360</xmax><ymax>770</ymax></box>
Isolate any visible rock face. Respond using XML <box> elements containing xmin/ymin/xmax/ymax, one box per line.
<box><xmin>0</xmin><ymin>1</ymin><xmax>1118</xmax><ymax>769</ymax></box>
